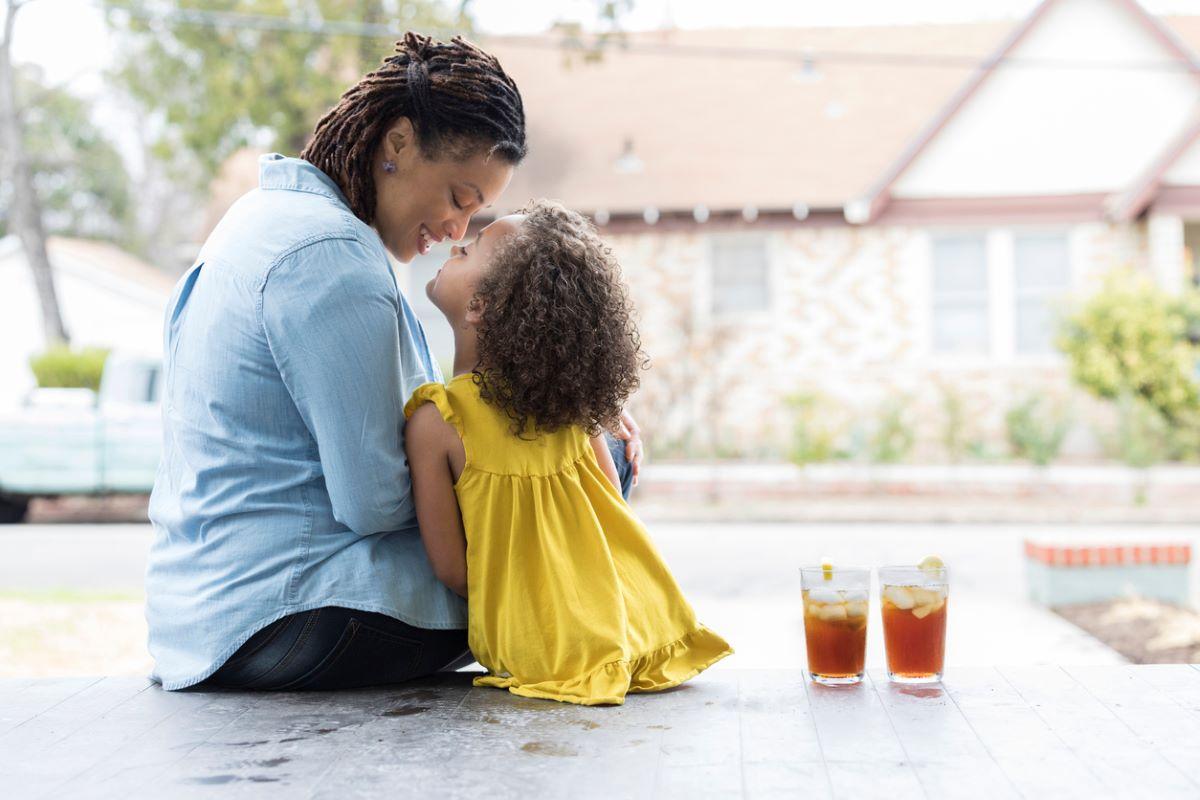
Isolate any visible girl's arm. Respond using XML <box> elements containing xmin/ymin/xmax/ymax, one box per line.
<box><xmin>589</xmin><ymin>433</ymin><xmax>622</xmax><ymax>492</ymax></box>
<box><xmin>404</xmin><ymin>403</ymin><xmax>468</xmax><ymax>598</ymax></box>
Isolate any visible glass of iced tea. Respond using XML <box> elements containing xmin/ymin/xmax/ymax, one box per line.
<box><xmin>879</xmin><ymin>560</ymin><xmax>948</xmax><ymax>684</ymax></box>
<box><xmin>800</xmin><ymin>565</ymin><xmax>870</xmax><ymax>686</ymax></box>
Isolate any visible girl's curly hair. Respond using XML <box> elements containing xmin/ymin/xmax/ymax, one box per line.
<box><xmin>472</xmin><ymin>200</ymin><xmax>646</xmax><ymax>437</ymax></box>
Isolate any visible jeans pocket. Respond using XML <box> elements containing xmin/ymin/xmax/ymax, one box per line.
<box><xmin>283</xmin><ymin>617</ymin><xmax>425</xmax><ymax>691</ymax></box>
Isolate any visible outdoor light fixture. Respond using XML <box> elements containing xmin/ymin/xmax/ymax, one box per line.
<box><xmin>742</xmin><ymin>205</ymin><xmax>758</xmax><ymax>222</ymax></box>
<box><xmin>844</xmin><ymin>199</ymin><xmax>870</xmax><ymax>225</ymax></box>
<box><xmin>793</xmin><ymin>203</ymin><xmax>809</xmax><ymax>221</ymax></box>
<box><xmin>614</xmin><ymin>137</ymin><xmax>644</xmax><ymax>174</ymax></box>
<box><xmin>693</xmin><ymin>205</ymin><xmax>710</xmax><ymax>223</ymax></box>
<box><xmin>594</xmin><ymin>209</ymin><xmax>610</xmax><ymax>225</ymax></box>
<box><xmin>643</xmin><ymin>207</ymin><xmax>660</xmax><ymax>225</ymax></box>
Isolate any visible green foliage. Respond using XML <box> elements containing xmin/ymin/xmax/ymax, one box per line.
<box><xmin>785</xmin><ymin>392</ymin><xmax>844</xmax><ymax>465</ymax></box>
<box><xmin>1005</xmin><ymin>395</ymin><xmax>1069</xmax><ymax>466</ymax></box>
<box><xmin>938</xmin><ymin>384</ymin><xmax>981</xmax><ymax>462</ymax></box>
<box><xmin>1059</xmin><ymin>270</ymin><xmax>1200</xmax><ymax>425</ymax></box>
<box><xmin>102</xmin><ymin>0</ymin><xmax>466</xmax><ymax>184</ymax></box>
<box><xmin>29</xmin><ymin>347</ymin><xmax>110</xmax><ymax>392</ymax></box>
<box><xmin>868</xmin><ymin>395</ymin><xmax>916</xmax><ymax>464</ymax></box>
<box><xmin>0</xmin><ymin>67</ymin><xmax>133</xmax><ymax>242</ymax></box>
<box><xmin>1102</xmin><ymin>392</ymin><xmax>1171</xmax><ymax>468</ymax></box>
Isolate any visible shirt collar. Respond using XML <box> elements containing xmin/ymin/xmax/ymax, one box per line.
<box><xmin>258</xmin><ymin>153</ymin><xmax>352</xmax><ymax>208</ymax></box>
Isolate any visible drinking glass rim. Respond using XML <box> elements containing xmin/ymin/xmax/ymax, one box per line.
<box><xmin>798</xmin><ymin>565</ymin><xmax>871</xmax><ymax>576</ymax></box>
<box><xmin>878</xmin><ymin>564</ymin><xmax>949</xmax><ymax>578</ymax></box>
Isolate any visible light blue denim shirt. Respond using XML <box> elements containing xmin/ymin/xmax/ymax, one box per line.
<box><xmin>146</xmin><ymin>154</ymin><xmax>466</xmax><ymax>690</ymax></box>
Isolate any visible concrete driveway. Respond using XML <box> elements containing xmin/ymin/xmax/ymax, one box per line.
<box><xmin>4</xmin><ymin>521</ymin><xmax>1197</xmax><ymax>676</ymax></box>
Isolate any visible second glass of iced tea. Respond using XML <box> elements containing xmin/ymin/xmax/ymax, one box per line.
<box><xmin>880</xmin><ymin>564</ymin><xmax>949</xmax><ymax>683</ymax></box>
<box><xmin>800</xmin><ymin>566</ymin><xmax>870</xmax><ymax>685</ymax></box>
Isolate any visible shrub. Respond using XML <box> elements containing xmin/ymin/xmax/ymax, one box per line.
<box><xmin>938</xmin><ymin>384</ymin><xmax>982</xmax><ymax>463</ymax></box>
<box><xmin>869</xmin><ymin>395</ymin><xmax>916</xmax><ymax>464</ymax></box>
<box><xmin>1005</xmin><ymin>395</ymin><xmax>1069</xmax><ymax>466</ymax></box>
<box><xmin>28</xmin><ymin>346</ymin><xmax>110</xmax><ymax>392</ymax></box>
<box><xmin>785</xmin><ymin>392</ymin><xmax>845</xmax><ymax>465</ymax></box>
<box><xmin>1059</xmin><ymin>270</ymin><xmax>1200</xmax><ymax>424</ymax></box>
<box><xmin>1102</xmin><ymin>392</ymin><xmax>1171</xmax><ymax>468</ymax></box>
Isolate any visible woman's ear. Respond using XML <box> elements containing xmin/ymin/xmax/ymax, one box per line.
<box><xmin>465</xmin><ymin>294</ymin><xmax>486</xmax><ymax>326</ymax></box>
<box><xmin>385</xmin><ymin>117</ymin><xmax>417</xmax><ymax>161</ymax></box>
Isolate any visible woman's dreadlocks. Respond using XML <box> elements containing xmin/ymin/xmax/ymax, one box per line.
<box><xmin>301</xmin><ymin>32</ymin><xmax>526</xmax><ymax>224</ymax></box>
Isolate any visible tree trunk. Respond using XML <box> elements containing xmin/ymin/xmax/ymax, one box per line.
<box><xmin>1</xmin><ymin>0</ymin><xmax>69</xmax><ymax>347</ymax></box>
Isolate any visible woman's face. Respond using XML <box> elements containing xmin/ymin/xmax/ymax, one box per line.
<box><xmin>372</xmin><ymin>118</ymin><xmax>515</xmax><ymax>263</ymax></box>
<box><xmin>426</xmin><ymin>214</ymin><xmax>525</xmax><ymax>323</ymax></box>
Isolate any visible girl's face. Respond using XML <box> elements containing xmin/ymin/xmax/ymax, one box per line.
<box><xmin>426</xmin><ymin>214</ymin><xmax>525</xmax><ymax>324</ymax></box>
<box><xmin>372</xmin><ymin>118</ymin><xmax>514</xmax><ymax>263</ymax></box>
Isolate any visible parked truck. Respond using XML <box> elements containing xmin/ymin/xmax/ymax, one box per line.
<box><xmin>0</xmin><ymin>353</ymin><xmax>162</xmax><ymax>522</ymax></box>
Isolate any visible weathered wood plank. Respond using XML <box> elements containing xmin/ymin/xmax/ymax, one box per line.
<box><xmin>154</xmin><ymin>685</ymin><xmax>443</xmax><ymax>799</ymax></box>
<box><xmin>942</xmin><ymin>667</ymin><xmax>1113</xmax><ymax>800</ymax></box>
<box><xmin>1128</xmin><ymin>664</ymin><xmax>1200</xmax><ymax>714</ymax></box>
<box><xmin>738</xmin><ymin>670</ymin><xmax>831</xmax><ymax>800</ymax></box>
<box><xmin>4</xmin><ymin>678</ymin><xmax>216</xmax><ymax>796</ymax></box>
<box><xmin>869</xmin><ymin>669</ymin><xmax>1019</xmax><ymax>800</ymax></box>
<box><xmin>1000</xmin><ymin>666</ymin><xmax>1196</xmax><ymax>798</ymax></box>
<box><xmin>0</xmin><ymin>676</ymin><xmax>100</xmax><ymax>736</ymax></box>
<box><xmin>1065</xmin><ymin>665</ymin><xmax>1200</xmax><ymax>789</ymax></box>
<box><xmin>0</xmin><ymin>677</ymin><xmax>152</xmax><ymax>779</ymax></box>
<box><xmin>58</xmin><ymin>687</ymin><xmax>268</xmax><ymax>797</ymax></box>
<box><xmin>804</xmin><ymin>672</ymin><xmax>927</xmax><ymax>798</ymax></box>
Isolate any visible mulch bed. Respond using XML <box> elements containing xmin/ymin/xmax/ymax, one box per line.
<box><xmin>1055</xmin><ymin>597</ymin><xmax>1200</xmax><ymax>663</ymax></box>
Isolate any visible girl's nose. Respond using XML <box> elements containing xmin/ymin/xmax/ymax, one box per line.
<box><xmin>443</xmin><ymin>215</ymin><xmax>470</xmax><ymax>242</ymax></box>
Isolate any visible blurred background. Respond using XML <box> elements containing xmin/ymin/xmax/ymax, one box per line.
<box><xmin>2</xmin><ymin>0</ymin><xmax>1199</xmax><ymax>679</ymax></box>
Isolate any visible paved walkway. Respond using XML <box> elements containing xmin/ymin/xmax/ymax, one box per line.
<box><xmin>4</xmin><ymin>522</ymin><xmax>1199</xmax><ymax>675</ymax></box>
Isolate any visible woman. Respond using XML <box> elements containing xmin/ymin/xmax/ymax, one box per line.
<box><xmin>146</xmin><ymin>33</ymin><xmax>643</xmax><ymax>692</ymax></box>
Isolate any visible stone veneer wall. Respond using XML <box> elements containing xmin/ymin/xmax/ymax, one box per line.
<box><xmin>609</xmin><ymin>219</ymin><xmax>1155</xmax><ymax>461</ymax></box>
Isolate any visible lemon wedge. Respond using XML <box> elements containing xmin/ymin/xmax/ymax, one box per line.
<box><xmin>918</xmin><ymin>555</ymin><xmax>945</xmax><ymax>573</ymax></box>
<box><xmin>820</xmin><ymin>555</ymin><xmax>834</xmax><ymax>581</ymax></box>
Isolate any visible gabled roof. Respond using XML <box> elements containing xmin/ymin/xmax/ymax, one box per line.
<box><xmin>208</xmin><ymin>11</ymin><xmax>1200</xmax><ymax>233</ymax></box>
<box><xmin>851</xmin><ymin>0</ymin><xmax>1200</xmax><ymax>224</ymax></box>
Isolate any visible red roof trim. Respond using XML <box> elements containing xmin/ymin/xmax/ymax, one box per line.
<box><xmin>853</xmin><ymin>0</ymin><xmax>1200</xmax><ymax>226</ymax></box>
<box><xmin>1107</xmin><ymin>107</ymin><xmax>1200</xmax><ymax>221</ymax></box>
<box><xmin>849</xmin><ymin>0</ymin><xmax>1060</xmax><ymax>225</ymax></box>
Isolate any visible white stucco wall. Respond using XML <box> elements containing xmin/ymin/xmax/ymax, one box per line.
<box><xmin>892</xmin><ymin>0</ymin><xmax>1199</xmax><ymax>199</ymax></box>
<box><xmin>0</xmin><ymin>240</ymin><xmax>169</xmax><ymax>408</ymax></box>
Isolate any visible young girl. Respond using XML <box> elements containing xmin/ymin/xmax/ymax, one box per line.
<box><xmin>404</xmin><ymin>200</ymin><xmax>732</xmax><ymax>705</ymax></box>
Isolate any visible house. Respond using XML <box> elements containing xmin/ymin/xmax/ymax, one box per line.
<box><xmin>0</xmin><ymin>236</ymin><xmax>173</xmax><ymax>407</ymax></box>
<box><xmin>211</xmin><ymin>0</ymin><xmax>1200</xmax><ymax>459</ymax></box>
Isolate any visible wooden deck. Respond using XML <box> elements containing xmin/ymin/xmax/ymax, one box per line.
<box><xmin>3</xmin><ymin>666</ymin><xmax>1200</xmax><ymax>798</ymax></box>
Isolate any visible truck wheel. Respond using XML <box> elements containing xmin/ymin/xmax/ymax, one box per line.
<box><xmin>0</xmin><ymin>497</ymin><xmax>30</xmax><ymax>524</ymax></box>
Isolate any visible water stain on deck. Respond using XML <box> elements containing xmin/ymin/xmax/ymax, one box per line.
<box><xmin>255</xmin><ymin>757</ymin><xmax>291</xmax><ymax>768</ymax></box>
<box><xmin>382</xmin><ymin>705</ymin><xmax>431</xmax><ymax>717</ymax></box>
<box><xmin>520</xmin><ymin>741</ymin><xmax>578</xmax><ymax>757</ymax></box>
<box><xmin>578</xmin><ymin>720</ymin><xmax>601</xmax><ymax>730</ymax></box>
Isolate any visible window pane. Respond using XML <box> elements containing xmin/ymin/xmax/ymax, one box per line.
<box><xmin>1014</xmin><ymin>233</ymin><xmax>1070</xmax><ymax>290</ymax></box>
<box><xmin>932</xmin><ymin>236</ymin><xmax>988</xmax><ymax>292</ymax></box>
<box><xmin>932</xmin><ymin>300</ymin><xmax>990</xmax><ymax>354</ymax></box>
<box><xmin>931</xmin><ymin>235</ymin><xmax>988</xmax><ymax>354</ymax></box>
<box><xmin>1014</xmin><ymin>232</ymin><xmax>1070</xmax><ymax>354</ymax></box>
<box><xmin>712</xmin><ymin>238</ymin><xmax>769</xmax><ymax>313</ymax></box>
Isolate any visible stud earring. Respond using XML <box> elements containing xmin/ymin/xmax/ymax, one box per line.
<box><xmin>383</xmin><ymin>160</ymin><xmax>397</xmax><ymax>173</ymax></box>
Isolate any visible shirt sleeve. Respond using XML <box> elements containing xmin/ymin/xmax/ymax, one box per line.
<box><xmin>259</xmin><ymin>235</ymin><xmax>414</xmax><ymax>535</ymax></box>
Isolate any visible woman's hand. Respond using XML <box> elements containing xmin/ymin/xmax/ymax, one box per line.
<box><xmin>614</xmin><ymin>409</ymin><xmax>645</xmax><ymax>487</ymax></box>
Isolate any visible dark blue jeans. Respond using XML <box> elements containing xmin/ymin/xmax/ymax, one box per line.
<box><xmin>201</xmin><ymin>432</ymin><xmax>634</xmax><ymax>691</ymax></box>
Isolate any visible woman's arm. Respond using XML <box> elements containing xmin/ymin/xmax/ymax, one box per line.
<box><xmin>404</xmin><ymin>403</ymin><xmax>468</xmax><ymax>598</ymax></box>
<box><xmin>589</xmin><ymin>433</ymin><xmax>622</xmax><ymax>492</ymax></box>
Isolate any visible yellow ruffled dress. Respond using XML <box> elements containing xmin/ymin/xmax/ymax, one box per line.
<box><xmin>405</xmin><ymin>374</ymin><xmax>732</xmax><ymax>705</ymax></box>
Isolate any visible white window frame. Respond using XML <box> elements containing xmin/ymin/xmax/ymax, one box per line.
<box><xmin>706</xmin><ymin>232</ymin><xmax>775</xmax><ymax>319</ymax></box>
<box><xmin>922</xmin><ymin>226</ymin><xmax>1073</xmax><ymax>367</ymax></box>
